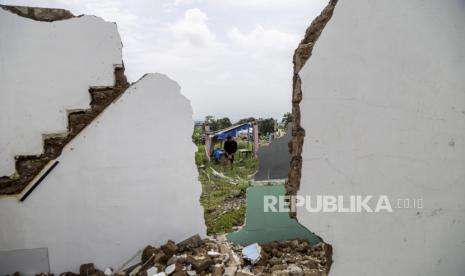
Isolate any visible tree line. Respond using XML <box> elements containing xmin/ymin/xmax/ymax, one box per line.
<box><xmin>204</xmin><ymin>112</ymin><xmax>293</xmax><ymax>134</ymax></box>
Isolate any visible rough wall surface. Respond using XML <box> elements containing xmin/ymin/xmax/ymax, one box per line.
<box><xmin>0</xmin><ymin>74</ymin><xmax>206</xmax><ymax>273</ymax></box>
<box><xmin>297</xmin><ymin>0</ymin><xmax>465</xmax><ymax>275</ymax></box>
<box><xmin>286</xmin><ymin>0</ymin><xmax>337</xmax><ymax>200</ymax></box>
<box><xmin>0</xmin><ymin>8</ymin><xmax>122</xmax><ymax>179</ymax></box>
<box><xmin>0</xmin><ymin>5</ymin><xmax>75</xmax><ymax>21</ymax></box>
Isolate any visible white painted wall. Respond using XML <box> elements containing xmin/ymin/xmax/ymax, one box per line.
<box><xmin>0</xmin><ymin>9</ymin><xmax>122</xmax><ymax>176</ymax></box>
<box><xmin>0</xmin><ymin>73</ymin><xmax>206</xmax><ymax>273</ymax></box>
<box><xmin>297</xmin><ymin>0</ymin><xmax>465</xmax><ymax>275</ymax></box>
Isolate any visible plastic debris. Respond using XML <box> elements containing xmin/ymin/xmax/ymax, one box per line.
<box><xmin>241</xmin><ymin>243</ymin><xmax>261</xmax><ymax>264</ymax></box>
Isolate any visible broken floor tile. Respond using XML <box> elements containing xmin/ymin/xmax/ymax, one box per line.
<box><xmin>227</xmin><ymin>185</ymin><xmax>321</xmax><ymax>245</ymax></box>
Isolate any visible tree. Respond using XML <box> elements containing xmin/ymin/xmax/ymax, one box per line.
<box><xmin>258</xmin><ymin>118</ymin><xmax>276</xmax><ymax>134</ymax></box>
<box><xmin>235</xmin><ymin>117</ymin><xmax>256</xmax><ymax>125</ymax></box>
<box><xmin>205</xmin><ymin>116</ymin><xmax>232</xmax><ymax>131</ymax></box>
<box><xmin>281</xmin><ymin>112</ymin><xmax>293</xmax><ymax>127</ymax></box>
<box><xmin>216</xmin><ymin>117</ymin><xmax>232</xmax><ymax>130</ymax></box>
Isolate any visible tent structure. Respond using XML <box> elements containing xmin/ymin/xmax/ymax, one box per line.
<box><xmin>204</xmin><ymin>122</ymin><xmax>259</xmax><ymax>161</ymax></box>
<box><xmin>212</xmin><ymin>123</ymin><xmax>252</xmax><ymax>141</ymax></box>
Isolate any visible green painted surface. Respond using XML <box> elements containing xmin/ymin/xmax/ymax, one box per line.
<box><xmin>226</xmin><ymin>185</ymin><xmax>321</xmax><ymax>246</ymax></box>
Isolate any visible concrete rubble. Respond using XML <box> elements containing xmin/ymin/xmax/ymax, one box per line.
<box><xmin>5</xmin><ymin>234</ymin><xmax>331</xmax><ymax>276</ymax></box>
<box><xmin>6</xmin><ymin>234</ymin><xmax>332</xmax><ymax>276</ymax></box>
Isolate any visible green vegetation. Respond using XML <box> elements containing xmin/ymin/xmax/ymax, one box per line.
<box><xmin>193</xmin><ymin>113</ymin><xmax>291</xmax><ymax>234</ymax></box>
<box><xmin>204</xmin><ymin>116</ymin><xmax>232</xmax><ymax>131</ymax></box>
<box><xmin>194</xmin><ymin>136</ymin><xmax>258</xmax><ymax>235</ymax></box>
<box><xmin>281</xmin><ymin>112</ymin><xmax>293</xmax><ymax>128</ymax></box>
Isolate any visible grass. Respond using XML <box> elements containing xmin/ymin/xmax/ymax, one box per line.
<box><xmin>194</xmin><ymin>141</ymin><xmax>258</xmax><ymax>235</ymax></box>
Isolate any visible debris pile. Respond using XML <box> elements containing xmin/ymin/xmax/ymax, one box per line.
<box><xmin>115</xmin><ymin>235</ymin><xmax>330</xmax><ymax>276</ymax></box>
<box><xmin>14</xmin><ymin>234</ymin><xmax>331</xmax><ymax>276</ymax></box>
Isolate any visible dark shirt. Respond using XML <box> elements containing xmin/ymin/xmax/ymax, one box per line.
<box><xmin>224</xmin><ymin>140</ymin><xmax>238</xmax><ymax>154</ymax></box>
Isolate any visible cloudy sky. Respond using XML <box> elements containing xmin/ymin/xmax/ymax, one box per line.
<box><xmin>3</xmin><ymin>0</ymin><xmax>327</xmax><ymax>121</ymax></box>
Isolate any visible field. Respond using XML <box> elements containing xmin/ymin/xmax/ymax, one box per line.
<box><xmin>194</xmin><ymin>140</ymin><xmax>258</xmax><ymax>234</ymax></box>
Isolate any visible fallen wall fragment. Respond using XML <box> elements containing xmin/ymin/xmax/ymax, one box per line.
<box><xmin>296</xmin><ymin>0</ymin><xmax>465</xmax><ymax>275</ymax></box>
<box><xmin>0</xmin><ymin>7</ymin><xmax>126</xmax><ymax>194</ymax></box>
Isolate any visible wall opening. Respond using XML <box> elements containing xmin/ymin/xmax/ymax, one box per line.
<box><xmin>193</xmin><ymin>116</ymin><xmax>294</xmax><ymax>235</ymax></box>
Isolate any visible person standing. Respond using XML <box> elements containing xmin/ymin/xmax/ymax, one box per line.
<box><xmin>224</xmin><ymin>135</ymin><xmax>238</xmax><ymax>167</ymax></box>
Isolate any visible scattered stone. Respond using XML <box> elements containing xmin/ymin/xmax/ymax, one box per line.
<box><xmin>171</xmin><ymin>272</ymin><xmax>187</xmax><ymax>276</ymax></box>
<box><xmin>61</xmin><ymin>237</ymin><xmax>331</xmax><ymax>275</ymax></box>
<box><xmin>288</xmin><ymin>264</ymin><xmax>304</xmax><ymax>276</ymax></box>
<box><xmin>186</xmin><ymin>256</ymin><xmax>213</xmax><ymax>273</ymax></box>
<box><xmin>227</xmin><ymin>251</ymin><xmax>241</xmax><ymax>267</ymax></box>
<box><xmin>177</xmin><ymin>234</ymin><xmax>202</xmax><ymax>249</ymax></box>
<box><xmin>128</xmin><ymin>265</ymin><xmax>141</xmax><ymax>276</ymax></box>
<box><xmin>211</xmin><ymin>264</ymin><xmax>224</xmax><ymax>276</ymax></box>
<box><xmin>146</xmin><ymin>267</ymin><xmax>158</xmax><ymax>276</ymax></box>
<box><xmin>154</xmin><ymin>251</ymin><xmax>167</xmax><ymax>264</ymax></box>
<box><xmin>219</xmin><ymin>244</ymin><xmax>230</xmax><ymax>254</ymax></box>
<box><xmin>223</xmin><ymin>266</ymin><xmax>237</xmax><ymax>276</ymax></box>
<box><xmin>271</xmin><ymin>264</ymin><xmax>287</xmax><ymax>272</ymax></box>
<box><xmin>80</xmin><ymin>263</ymin><xmax>96</xmax><ymax>276</ymax></box>
<box><xmin>103</xmin><ymin>267</ymin><xmax>113</xmax><ymax>276</ymax></box>
<box><xmin>164</xmin><ymin>263</ymin><xmax>176</xmax><ymax>275</ymax></box>
<box><xmin>166</xmin><ymin>256</ymin><xmax>178</xmax><ymax>266</ymax></box>
<box><xmin>61</xmin><ymin>273</ymin><xmax>79</xmax><ymax>276</ymax></box>
<box><xmin>252</xmin><ymin>265</ymin><xmax>265</xmax><ymax>274</ymax></box>
<box><xmin>142</xmin><ymin>246</ymin><xmax>158</xmax><ymax>263</ymax></box>
<box><xmin>235</xmin><ymin>270</ymin><xmax>254</xmax><ymax>276</ymax></box>
<box><xmin>161</xmin><ymin>240</ymin><xmax>177</xmax><ymax>258</ymax></box>
<box><xmin>207</xmin><ymin>250</ymin><xmax>221</xmax><ymax>257</ymax></box>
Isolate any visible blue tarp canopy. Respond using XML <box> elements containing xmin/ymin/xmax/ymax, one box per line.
<box><xmin>213</xmin><ymin>123</ymin><xmax>253</xmax><ymax>141</ymax></box>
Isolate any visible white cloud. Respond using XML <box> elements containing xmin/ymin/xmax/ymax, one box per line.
<box><xmin>2</xmin><ymin>0</ymin><xmax>327</xmax><ymax>120</ymax></box>
<box><xmin>170</xmin><ymin>8</ymin><xmax>216</xmax><ymax>46</ymax></box>
<box><xmin>205</xmin><ymin>0</ymin><xmax>324</xmax><ymax>11</ymax></box>
<box><xmin>173</xmin><ymin>0</ymin><xmax>197</xmax><ymax>6</ymax></box>
<box><xmin>228</xmin><ymin>25</ymin><xmax>299</xmax><ymax>55</ymax></box>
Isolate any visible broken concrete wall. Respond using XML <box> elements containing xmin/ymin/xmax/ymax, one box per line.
<box><xmin>0</xmin><ymin>7</ymin><xmax>206</xmax><ymax>274</ymax></box>
<box><xmin>296</xmin><ymin>0</ymin><xmax>465</xmax><ymax>275</ymax></box>
<box><xmin>0</xmin><ymin>8</ymin><xmax>122</xmax><ymax>178</ymax></box>
<box><xmin>0</xmin><ymin>74</ymin><xmax>206</xmax><ymax>273</ymax></box>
